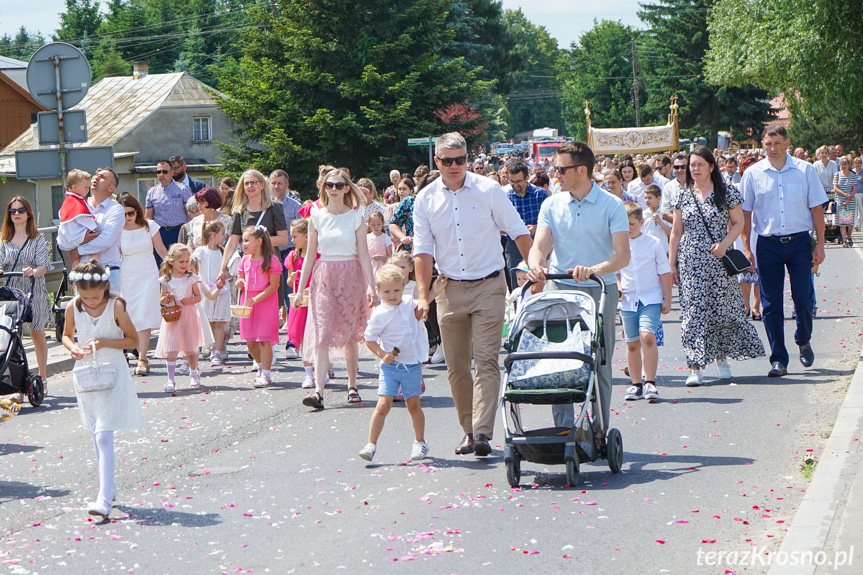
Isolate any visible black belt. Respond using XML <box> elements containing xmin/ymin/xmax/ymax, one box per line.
<box><xmin>449</xmin><ymin>269</ymin><xmax>501</xmax><ymax>283</ymax></box>
<box><xmin>160</xmin><ymin>224</ymin><xmax>183</xmax><ymax>232</ymax></box>
<box><xmin>106</xmin><ymin>265</ymin><xmax>120</xmax><ymax>270</ymax></box>
<box><xmin>760</xmin><ymin>232</ymin><xmax>809</xmax><ymax>244</ymax></box>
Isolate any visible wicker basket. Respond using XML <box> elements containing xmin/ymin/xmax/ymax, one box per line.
<box><xmin>291</xmin><ymin>288</ymin><xmax>309</xmax><ymax>308</ymax></box>
<box><xmin>160</xmin><ymin>300</ymin><xmax>182</xmax><ymax>323</ymax></box>
<box><xmin>231</xmin><ymin>290</ymin><xmax>252</xmax><ymax>318</ymax></box>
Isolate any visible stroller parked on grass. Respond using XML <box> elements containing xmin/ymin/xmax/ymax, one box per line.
<box><xmin>500</xmin><ymin>274</ymin><xmax>622</xmax><ymax>487</ymax></box>
<box><xmin>0</xmin><ymin>272</ymin><xmax>45</xmax><ymax>407</ymax></box>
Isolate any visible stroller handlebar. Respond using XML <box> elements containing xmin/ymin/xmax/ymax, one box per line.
<box><xmin>0</xmin><ymin>272</ymin><xmax>36</xmax><ymax>294</ymax></box>
<box><xmin>522</xmin><ymin>273</ymin><xmax>606</xmax><ymax>296</ymax></box>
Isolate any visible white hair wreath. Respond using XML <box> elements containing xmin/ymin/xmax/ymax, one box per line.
<box><xmin>68</xmin><ymin>271</ymin><xmax>110</xmax><ymax>283</ymax></box>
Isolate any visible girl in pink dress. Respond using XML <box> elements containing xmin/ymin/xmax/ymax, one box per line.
<box><xmin>285</xmin><ymin>219</ymin><xmax>319</xmax><ymax>388</ymax></box>
<box><xmin>293</xmin><ymin>169</ymin><xmax>378</xmax><ymax>410</ymax></box>
<box><xmin>366</xmin><ymin>211</ymin><xmax>392</xmax><ymax>276</ymax></box>
<box><xmin>155</xmin><ymin>244</ymin><xmax>204</xmax><ymax>393</ymax></box>
<box><xmin>237</xmin><ymin>226</ymin><xmax>282</xmax><ymax>388</ymax></box>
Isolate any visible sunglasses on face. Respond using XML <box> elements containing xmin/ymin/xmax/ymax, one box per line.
<box><xmin>324</xmin><ymin>181</ymin><xmax>347</xmax><ymax>190</ymax></box>
<box><xmin>156</xmin><ymin>169</ymin><xmax>171</xmax><ymax>175</ymax></box>
<box><xmin>125</xmin><ymin>210</ymin><xmax>136</xmax><ymax>217</ymax></box>
<box><xmin>8</xmin><ymin>207</ymin><xmax>26</xmax><ymax>215</ymax></box>
<box><xmin>436</xmin><ymin>155</ymin><xmax>468</xmax><ymax>167</ymax></box>
<box><xmin>553</xmin><ymin>164</ymin><xmax>583</xmax><ymax>174</ymax></box>
<box><xmin>672</xmin><ymin>165</ymin><xmax>687</xmax><ymax>170</ymax></box>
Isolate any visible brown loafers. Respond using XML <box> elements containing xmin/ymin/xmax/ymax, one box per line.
<box><xmin>455</xmin><ymin>433</ymin><xmax>474</xmax><ymax>455</ymax></box>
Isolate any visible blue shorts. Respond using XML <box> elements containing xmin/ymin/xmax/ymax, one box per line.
<box><xmin>378</xmin><ymin>362</ymin><xmax>423</xmax><ymax>399</ymax></box>
<box><xmin>621</xmin><ymin>302</ymin><xmax>662</xmax><ymax>342</ymax></box>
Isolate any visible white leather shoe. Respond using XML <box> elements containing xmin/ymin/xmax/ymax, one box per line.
<box><xmin>716</xmin><ymin>358</ymin><xmax>732</xmax><ymax>380</ymax></box>
<box><xmin>685</xmin><ymin>369</ymin><xmax>703</xmax><ymax>387</ymax></box>
<box><xmin>87</xmin><ymin>498</ymin><xmax>112</xmax><ymax>518</ymax></box>
<box><xmin>430</xmin><ymin>346</ymin><xmax>445</xmax><ymax>364</ymax></box>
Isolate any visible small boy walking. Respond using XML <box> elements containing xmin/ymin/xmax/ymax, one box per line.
<box><xmin>359</xmin><ymin>264</ymin><xmax>445</xmax><ymax>462</ymax></box>
<box><xmin>619</xmin><ymin>202</ymin><xmax>672</xmax><ymax>401</ymax></box>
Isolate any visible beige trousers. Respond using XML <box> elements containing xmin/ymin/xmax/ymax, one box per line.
<box><xmin>436</xmin><ymin>273</ymin><xmax>507</xmax><ymax>439</ymax></box>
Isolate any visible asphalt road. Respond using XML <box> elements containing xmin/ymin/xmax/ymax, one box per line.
<box><xmin>1</xmin><ymin>242</ymin><xmax>861</xmax><ymax>575</ymax></box>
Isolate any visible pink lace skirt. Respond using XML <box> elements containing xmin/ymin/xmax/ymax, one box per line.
<box><xmin>303</xmin><ymin>259</ymin><xmax>369</xmax><ymax>353</ymax></box>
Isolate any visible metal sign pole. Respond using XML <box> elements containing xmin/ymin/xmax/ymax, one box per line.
<box><xmin>53</xmin><ymin>55</ymin><xmax>67</xmax><ymax>191</ymax></box>
<box><xmin>428</xmin><ymin>135</ymin><xmax>433</xmax><ymax>172</ymax></box>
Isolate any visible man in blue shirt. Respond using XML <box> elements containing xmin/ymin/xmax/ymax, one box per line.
<box><xmin>740</xmin><ymin>125</ymin><xmax>827</xmax><ymax>377</ymax></box>
<box><xmin>145</xmin><ymin>159</ymin><xmax>192</xmax><ymax>254</ymax></box>
<box><xmin>503</xmin><ymin>158</ymin><xmax>547</xmax><ymax>289</ymax></box>
<box><xmin>527</xmin><ymin>141</ymin><xmax>630</xmax><ymax>434</ymax></box>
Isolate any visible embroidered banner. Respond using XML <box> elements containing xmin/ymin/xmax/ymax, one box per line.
<box><xmin>589</xmin><ymin>122</ymin><xmax>677</xmax><ymax>155</ymax></box>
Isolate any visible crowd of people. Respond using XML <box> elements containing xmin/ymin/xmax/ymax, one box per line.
<box><xmin>0</xmin><ymin>128</ymin><xmax>847</xmax><ymax>518</ymax></box>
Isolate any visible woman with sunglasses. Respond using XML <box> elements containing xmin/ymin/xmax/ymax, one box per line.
<box><xmin>293</xmin><ymin>169</ymin><xmax>377</xmax><ymax>410</ymax></box>
<box><xmin>217</xmin><ymin>170</ymin><xmax>289</xmax><ymax>289</ymax></box>
<box><xmin>118</xmin><ymin>194</ymin><xmax>168</xmax><ymax>376</ymax></box>
<box><xmin>0</xmin><ymin>197</ymin><xmax>51</xmax><ymax>397</ymax></box>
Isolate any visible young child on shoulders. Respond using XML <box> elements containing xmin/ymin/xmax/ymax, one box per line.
<box><xmin>154</xmin><ymin>244</ymin><xmax>205</xmax><ymax>393</ymax></box>
<box><xmin>641</xmin><ymin>185</ymin><xmax>671</xmax><ymax>255</ymax></box>
<box><xmin>619</xmin><ymin>202</ymin><xmax>672</xmax><ymax>402</ymax></box>
<box><xmin>57</xmin><ymin>169</ymin><xmax>98</xmax><ymax>267</ymax></box>
<box><xmin>359</xmin><ymin>264</ymin><xmax>446</xmax><ymax>462</ymax></box>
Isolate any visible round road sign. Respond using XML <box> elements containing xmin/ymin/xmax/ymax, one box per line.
<box><xmin>26</xmin><ymin>42</ymin><xmax>91</xmax><ymax>111</ymax></box>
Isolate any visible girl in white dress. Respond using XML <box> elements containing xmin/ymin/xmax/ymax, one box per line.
<box><xmin>61</xmin><ymin>261</ymin><xmax>142</xmax><ymax>519</ymax></box>
<box><xmin>193</xmin><ymin>221</ymin><xmax>231</xmax><ymax>366</ymax></box>
<box><xmin>154</xmin><ymin>245</ymin><xmax>205</xmax><ymax>392</ymax></box>
<box><xmin>118</xmin><ymin>194</ymin><xmax>168</xmax><ymax>376</ymax></box>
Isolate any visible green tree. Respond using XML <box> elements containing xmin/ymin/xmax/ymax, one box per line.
<box><xmin>638</xmin><ymin>0</ymin><xmax>773</xmax><ymax>145</ymax></box>
<box><xmin>503</xmin><ymin>8</ymin><xmax>565</xmax><ymax>137</ymax></box>
<box><xmin>90</xmin><ymin>38</ymin><xmax>131</xmax><ymax>81</ymax></box>
<box><xmin>704</xmin><ymin>0</ymin><xmax>863</xmax><ymax>150</ymax></box>
<box><xmin>215</xmin><ymin>0</ymin><xmax>494</xmax><ymax>191</ymax></box>
<box><xmin>559</xmin><ymin>20</ymin><xmax>643</xmax><ymax>141</ymax></box>
<box><xmin>54</xmin><ymin>0</ymin><xmax>103</xmax><ymax>58</ymax></box>
<box><xmin>0</xmin><ymin>27</ymin><xmax>45</xmax><ymax>60</ymax></box>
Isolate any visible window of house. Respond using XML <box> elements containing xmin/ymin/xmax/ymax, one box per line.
<box><xmin>193</xmin><ymin>116</ymin><xmax>212</xmax><ymax>142</ymax></box>
<box><xmin>51</xmin><ymin>185</ymin><xmax>64</xmax><ymax>222</ymax></box>
<box><xmin>137</xmin><ymin>178</ymin><xmax>156</xmax><ymax>204</ymax></box>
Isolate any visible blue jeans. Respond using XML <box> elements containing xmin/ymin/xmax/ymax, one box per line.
<box><xmin>621</xmin><ymin>302</ymin><xmax>662</xmax><ymax>342</ymax></box>
<box><xmin>756</xmin><ymin>234</ymin><xmax>813</xmax><ymax>366</ymax></box>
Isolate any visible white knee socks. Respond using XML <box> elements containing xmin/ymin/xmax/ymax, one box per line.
<box><xmin>92</xmin><ymin>430</ymin><xmax>115</xmax><ymax>502</ymax></box>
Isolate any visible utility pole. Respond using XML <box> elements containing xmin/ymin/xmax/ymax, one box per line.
<box><xmin>630</xmin><ymin>38</ymin><xmax>641</xmax><ymax>127</ymax></box>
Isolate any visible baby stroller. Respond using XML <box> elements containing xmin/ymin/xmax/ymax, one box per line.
<box><xmin>0</xmin><ymin>272</ymin><xmax>45</xmax><ymax>407</ymax></box>
<box><xmin>500</xmin><ymin>273</ymin><xmax>622</xmax><ymax>487</ymax></box>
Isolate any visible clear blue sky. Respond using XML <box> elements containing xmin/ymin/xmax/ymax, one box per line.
<box><xmin>1</xmin><ymin>0</ymin><xmax>644</xmax><ymax>49</ymax></box>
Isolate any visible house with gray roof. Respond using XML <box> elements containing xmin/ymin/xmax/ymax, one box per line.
<box><xmin>0</xmin><ymin>64</ymin><xmax>233</xmax><ymax>225</ymax></box>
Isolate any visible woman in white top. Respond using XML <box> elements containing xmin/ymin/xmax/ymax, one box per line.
<box><xmin>293</xmin><ymin>169</ymin><xmax>377</xmax><ymax>410</ymax></box>
<box><xmin>118</xmin><ymin>194</ymin><xmax>168</xmax><ymax>375</ymax></box>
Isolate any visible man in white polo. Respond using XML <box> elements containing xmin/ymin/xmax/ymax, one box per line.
<box><xmin>414</xmin><ymin>132</ymin><xmax>532</xmax><ymax>457</ymax></box>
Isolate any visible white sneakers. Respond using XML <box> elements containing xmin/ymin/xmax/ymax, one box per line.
<box><xmin>359</xmin><ymin>443</ymin><xmax>376</xmax><ymax>461</ymax></box>
<box><xmin>285</xmin><ymin>346</ymin><xmax>300</xmax><ymax>360</ymax></box>
<box><xmin>429</xmin><ymin>346</ymin><xmax>445</xmax><ymax>364</ymax></box>
<box><xmin>685</xmin><ymin>369</ymin><xmax>704</xmax><ymax>387</ymax></box>
<box><xmin>716</xmin><ymin>358</ymin><xmax>732</xmax><ymax>380</ymax></box>
<box><xmin>301</xmin><ymin>375</ymin><xmax>315</xmax><ymax>389</ymax></box>
<box><xmin>164</xmin><ymin>380</ymin><xmax>176</xmax><ymax>393</ymax></box>
<box><xmin>359</xmin><ymin>442</ymin><xmax>430</xmax><ymax>462</ymax></box>
<box><xmin>253</xmin><ymin>374</ymin><xmax>271</xmax><ymax>388</ymax></box>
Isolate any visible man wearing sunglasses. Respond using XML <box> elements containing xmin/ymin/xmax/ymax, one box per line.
<box><xmin>660</xmin><ymin>151</ymin><xmax>689</xmax><ymax>224</ymax></box>
<box><xmin>413</xmin><ymin>132</ymin><xmax>532</xmax><ymax>457</ymax></box>
<box><xmin>527</xmin><ymin>141</ymin><xmax>630</xmax><ymax>437</ymax></box>
<box><xmin>145</xmin><ymin>160</ymin><xmax>193</xmax><ymax>258</ymax></box>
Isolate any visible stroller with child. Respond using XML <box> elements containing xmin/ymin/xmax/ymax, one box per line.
<box><xmin>500</xmin><ymin>274</ymin><xmax>622</xmax><ymax>487</ymax></box>
<box><xmin>0</xmin><ymin>272</ymin><xmax>45</xmax><ymax>407</ymax></box>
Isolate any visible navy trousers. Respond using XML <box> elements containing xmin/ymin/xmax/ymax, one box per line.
<box><xmin>756</xmin><ymin>234</ymin><xmax>813</xmax><ymax>367</ymax></box>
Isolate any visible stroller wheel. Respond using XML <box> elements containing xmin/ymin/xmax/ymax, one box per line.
<box><xmin>26</xmin><ymin>375</ymin><xmax>44</xmax><ymax>408</ymax></box>
<box><xmin>606</xmin><ymin>428</ymin><xmax>623</xmax><ymax>473</ymax></box>
<box><xmin>565</xmin><ymin>457</ymin><xmax>580</xmax><ymax>487</ymax></box>
<box><xmin>506</xmin><ymin>459</ymin><xmax>521</xmax><ymax>488</ymax></box>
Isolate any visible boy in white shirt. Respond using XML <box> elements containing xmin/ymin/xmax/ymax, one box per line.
<box><xmin>619</xmin><ymin>202</ymin><xmax>672</xmax><ymax>401</ymax></box>
<box><xmin>360</xmin><ymin>265</ymin><xmax>446</xmax><ymax>462</ymax></box>
<box><xmin>56</xmin><ymin>169</ymin><xmax>98</xmax><ymax>267</ymax></box>
<box><xmin>641</xmin><ymin>185</ymin><xmax>671</xmax><ymax>254</ymax></box>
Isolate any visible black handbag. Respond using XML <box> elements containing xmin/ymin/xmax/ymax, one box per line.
<box><xmin>687</xmin><ymin>187</ymin><xmax>750</xmax><ymax>276</ymax></box>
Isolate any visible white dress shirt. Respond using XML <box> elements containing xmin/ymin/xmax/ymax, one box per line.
<box><xmin>364</xmin><ymin>295</ymin><xmax>425</xmax><ymax>364</ymax></box>
<box><xmin>660</xmin><ymin>178</ymin><xmax>684</xmax><ymax>215</ymax></box>
<box><xmin>628</xmin><ymin>174</ymin><xmax>669</xmax><ymax>210</ymax></box>
<box><xmin>618</xmin><ymin>233</ymin><xmax>671</xmax><ymax>312</ymax></box>
<box><xmin>740</xmin><ymin>154</ymin><xmax>827</xmax><ymax>237</ymax></box>
<box><xmin>77</xmin><ymin>196</ymin><xmax>124</xmax><ymax>267</ymax></box>
<box><xmin>641</xmin><ymin>209</ymin><xmax>670</xmax><ymax>254</ymax></box>
<box><xmin>413</xmin><ymin>171</ymin><xmax>529</xmax><ymax>280</ymax></box>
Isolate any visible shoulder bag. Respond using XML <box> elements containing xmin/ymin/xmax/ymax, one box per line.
<box><xmin>73</xmin><ymin>341</ymin><xmax>117</xmax><ymax>393</ymax></box>
<box><xmin>687</xmin><ymin>187</ymin><xmax>751</xmax><ymax>276</ymax></box>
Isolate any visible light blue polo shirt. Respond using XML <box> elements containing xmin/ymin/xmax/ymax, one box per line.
<box><xmin>537</xmin><ymin>183</ymin><xmax>629</xmax><ymax>287</ymax></box>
